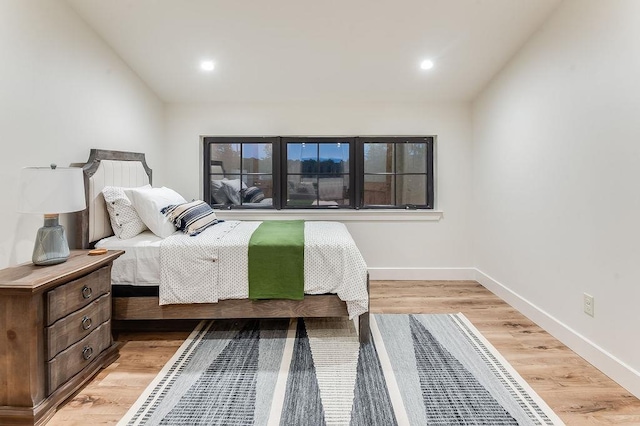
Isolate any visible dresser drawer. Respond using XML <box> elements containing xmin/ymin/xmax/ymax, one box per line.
<box><xmin>46</xmin><ymin>265</ymin><xmax>111</xmax><ymax>325</ymax></box>
<box><xmin>45</xmin><ymin>293</ymin><xmax>111</xmax><ymax>360</ymax></box>
<box><xmin>46</xmin><ymin>320</ymin><xmax>112</xmax><ymax>395</ymax></box>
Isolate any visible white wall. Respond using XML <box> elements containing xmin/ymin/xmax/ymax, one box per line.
<box><xmin>165</xmin><ymin>102</ymin><xmax>473</xmax><ymax>273</ymax></box>
<box><xmin>472</xmin><ymin>0</ymin><xmax>640</xmax><ymax>396</ymax></box>
<box><xmin>0</xmin><ymin>0</ymin><xmax>164</xmax><ymax>268</ymax></box>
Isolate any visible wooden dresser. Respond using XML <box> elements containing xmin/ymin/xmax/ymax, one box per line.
<box><xmin>0</xmin><ymin>250</ymin><xmax>124</xmax><ymax>425</ymax></box>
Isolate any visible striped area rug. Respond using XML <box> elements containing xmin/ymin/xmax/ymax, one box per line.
<box><xmin>118</xmin><ymin>314</ymin><xmax>564</xmax><ymax>425</ymax></box>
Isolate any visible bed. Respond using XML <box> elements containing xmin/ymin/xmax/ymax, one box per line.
<box><xmin>76</xmin><ymin>149</ymin><xmax>370</xmax><ymax>342</ymax></box>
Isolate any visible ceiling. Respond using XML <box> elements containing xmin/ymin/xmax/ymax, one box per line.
<box><xmin>66</xmin><ymin>0</ymin><xmax>561</xmax><ymax>104</ymax></box>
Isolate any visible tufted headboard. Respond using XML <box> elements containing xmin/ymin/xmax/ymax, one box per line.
<box><xmin>77</xmin><ymin>149</ymin><xmax>152</xmax><ymax>248</ymax></box>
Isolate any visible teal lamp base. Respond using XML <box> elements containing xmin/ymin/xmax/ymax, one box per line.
<box><xmin>32</xmin><ymin>215</ymin><xmax>70</xmax><ymax>266</ymax></box>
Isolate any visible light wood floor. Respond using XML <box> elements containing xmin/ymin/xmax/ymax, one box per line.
<box><xmin>47</xmin><ymin>281</ymin><xmax>640</xmax><ymax>425</ymax></box>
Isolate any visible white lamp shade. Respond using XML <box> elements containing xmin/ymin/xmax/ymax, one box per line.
<box><xmin>19</xmin><ymin>167</ymin><xmax>86</xmax><ymax>214</ymax></box>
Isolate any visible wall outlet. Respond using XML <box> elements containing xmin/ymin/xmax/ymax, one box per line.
<box><xmin>583</xmin><ymin>293</ymin><xmax>594</xmax><ymax>317</ymax></box>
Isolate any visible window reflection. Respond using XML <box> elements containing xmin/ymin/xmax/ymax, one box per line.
<box><xmin>209</xmin><ymin>142</ymin><xmax>274</xmax><ymax>207</ymax></box>
<box><xmin>363</xmin><ymin>141</ymin><xmax>428</xmax><ymax>207</ymax></box>
<box><xmin>286</xmin><ymin>142</ymin><xmax>350</xmax><ymax>207</ymax></box>
<box><xmin>205</xmin><ymin>136</ymin><xmax>433</xmax><ymax>209</ymax></box>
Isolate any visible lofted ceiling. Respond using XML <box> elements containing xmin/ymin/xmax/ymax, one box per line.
<box><xmin>66</xmin><ymin>0</ymin><xmax>561</xmax><ymax>104</ymax></box>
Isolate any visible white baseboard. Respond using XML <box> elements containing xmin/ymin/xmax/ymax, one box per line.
<box><xmin>367</xmin><ymin>267</ymin><xmax>476</xmax><ymax>281</ymax></box>
<box><xmin>475</xmin><ymin>268</ymin><xmax>640</xmax><ymax>399</ymax></box>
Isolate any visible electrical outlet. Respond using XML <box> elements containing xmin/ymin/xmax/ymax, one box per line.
<box><xmin>583</xmin><ymin>293</ymin><xmax>594</xmax><ymax>317</ymax></box>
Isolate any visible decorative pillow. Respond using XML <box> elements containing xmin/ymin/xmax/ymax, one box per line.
<box><xmin>102</xmin><ymin>185</ymin><xmax>149</xmax><ymax>239</ymax></box>
<box><xmin>242</xmin><ymin>186</ymin><xmax>265</xmax><ymax>204</ymax></box>
<box><xmin>125</xmin><ymin>186</ymin><xmax>187</xmax><ymax>238</ymax></box>
<box><xmin>220</xmin><ymin>179</ymin><xmax>247</xmax><ymax>205</ymax></box>
<box><xmin>162</xmin><ymin>200</ymin><xmax>219</xmax><ymax>236</ymax></box>
<box><xmin>210</xmin><ymin>178</ymin><xmax>229</xmax><ymax>204</ymax></box>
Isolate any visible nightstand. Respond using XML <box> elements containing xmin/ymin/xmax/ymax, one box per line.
<box><xmin>0</xmin><ymin>250</ymin><xmax>124</xmax><ymax>426</ymax></box>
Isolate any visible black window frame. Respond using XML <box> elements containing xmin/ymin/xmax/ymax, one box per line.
<box><xmin>281</xmin><ymin>137</ymin><xmax>356</xmax><ymax>210</ymax></box>
<box><xmin>203</xmin><ymin>136</ymin><xmax>434</xmax><ymax>210</ymax></box>
<box><xmin>358</xmin><ymin>136</ymin><xmax>434</xmax><ymax>209</ymax></box>
<box><xmin>203</xmin><ymin>136</ymin><xmax>280</xmax><ymax>209</ymax></box>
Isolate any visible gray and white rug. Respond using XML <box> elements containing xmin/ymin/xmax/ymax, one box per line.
<box><xmin>119</xmin><ymin>314</ymin><xmax>564</xmax><ymax>425</ymax></box>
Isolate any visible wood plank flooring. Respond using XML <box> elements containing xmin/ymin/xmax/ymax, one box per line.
<box><xmin>47</xmin><ymin>280</ymin><xmax>640</xmax><ymax>425</ymax></box>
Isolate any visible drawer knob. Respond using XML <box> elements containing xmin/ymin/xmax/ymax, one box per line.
<box><xmin>81</xmin><ymin>316</ymin><xmax>92</xmax><ymax>330</ymax></box>
<box><xmin>82</xmin><ymin>346</ymin><xmax>94</xmax><ymax>360</ymax></box>
<box><xmin>81</xmin><ymin>285</ymin><xmax>92</xmax><ymax>299</ymax></box>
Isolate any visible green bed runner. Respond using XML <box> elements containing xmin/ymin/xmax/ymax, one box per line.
<box><xmin>248</xmin><ymin>220</ymin><xmax>304</xmax><ymax>300</ymax></box>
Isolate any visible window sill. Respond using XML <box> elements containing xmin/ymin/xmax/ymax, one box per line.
<box><xmin>213</xmin><ymin>209</ymin><xmax>443</xmax><ymax>222</ymax></box>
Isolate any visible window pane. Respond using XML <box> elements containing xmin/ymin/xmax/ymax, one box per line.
<box><xmin>218</xmin><ymin>174</ymin><xmax>244</xmax><ymax>206</ymax></box>
<box><xmin>287</xmin><ymin>143</ymin><xmax>318</xmax><ymax>174</ymax></box>
<box><xmin>318</xmin><ymin>175</ymin><xmax>349</xmax><ymax>206</ymax></box>
<box><xmin>287</xmin><ymin>176</ymin><xmax>317</xmax><ymax>206</ymax></box>
<box><xmin>319</xmin><ymin>143</ymin><xmax>349</xmax><ymax>174</ymax></box>
<box><xmin>397</xmin><ymin>175</ymin><xmax>426</xmax><ymax>205</ymax></box>
<box><xmin>242</xmin><ymin>175</ymin><xmax>273</xmax><ymax>206</ymax></box>
<box><xmin>245</xmin><ymin>174</ymin><xmax>273</xmax><ymax>197</ymax></box>
<box><xmin>397</xmin><ymin>143</ymin><xmax>427</xmax><ymax>173</ymax></box>
<box><xmin>242</xmin><ymin>143</ymin><xmax>272</xmax><ymax>174</ymax></box>
<box><xmin>364</xmin><ymin>143</ymin><xmax>394</xmax><ymax>174</ymax></box>
<box><xmin>242</xmin><ymin>176</ymin><xmax>273</xmax><ymax>206</ymax></box>
<box><xmin>364</xmin><ymin>174</ymin><xmax>394</xmax><ymax>205</ymax></box>
<box><xmin>210</xmin><ymin>143</ymin><xmax>240</xmax><ymax>173</ymax></box>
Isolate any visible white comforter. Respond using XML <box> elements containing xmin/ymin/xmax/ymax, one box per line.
<box><xmin>159</xmin><ymin>221</ymin><xmax>368</xmax><ymax>318</ymax></box>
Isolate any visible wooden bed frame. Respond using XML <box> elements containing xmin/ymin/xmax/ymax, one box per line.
<box><xmin>77</xmin><ymin>149</ymin><xmax>370</xmax><ymax>343</ymax></box>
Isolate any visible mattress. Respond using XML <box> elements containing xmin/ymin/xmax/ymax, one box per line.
<box><xmin>96</xmin><ymin>231</ymin><xmax>163</xmax><ymax>286</ymax></box>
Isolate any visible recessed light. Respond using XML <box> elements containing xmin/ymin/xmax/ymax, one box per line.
<box><xmin>420</xmin><ymin>59</ymin><xmax>434</xmax><ymax>70</ymax></box>
<box><xmin>200</xmin><ymin>60</ymin><xmax>215</xmax><ymax>71</ymax></box>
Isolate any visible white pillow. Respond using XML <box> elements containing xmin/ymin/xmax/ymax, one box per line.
<box><xmin>220</xmin><ymin>179</ymin><xmax>247</xmax><ymax>205</ymax></box>
<box><xmin>210</xmin><ymin>178</ymin><xmax>229</xmax><ymax>204</ymax></box>
<box><xmin>102</xmin><ymin>185</ymin><xmax>150</xmax><ymax>239</ymax></box>
<box><xmin>125</xmin><ymin>186</ymin><xmax>187</xmax><ymax>238</ymax></box>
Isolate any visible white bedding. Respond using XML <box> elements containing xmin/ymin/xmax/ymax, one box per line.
<box><xmin>160</xmin><ymin>221</ymin><xmax>368</xmax><ymax>319</ymax></box>
<box><xmin>97</xmin><ymin>221</ymin><xmax>368</xmax><ymax>319</ymax></box>
<box><xmin>96</xmin><ymin>231</ymin><xmax>164</xmax><ymax>286</ymax></box>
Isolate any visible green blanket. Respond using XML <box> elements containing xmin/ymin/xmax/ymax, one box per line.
<box><xmin>248</xmin><ymin>220</ymin><xmax>304</xmax><ymax>300</ymax></box>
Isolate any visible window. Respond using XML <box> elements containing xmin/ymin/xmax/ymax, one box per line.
<box><xmin>204</xmin><ymin>136</ymin><xmax>434</xmax><ymax>210</ymax></box>
<box><xmin>204</xmin><ymin>137</ymin><xmax>279</xmax><ymax>208</ymax></box>
<box><xmin>283</xmin><ymin>137</ymin><xmax>354</xmax><ymax>209</ymax></box>
<box><xmin>359</xmin><ymin>137</ymin><xmax>434</xmax><ymax>208</ymax></box>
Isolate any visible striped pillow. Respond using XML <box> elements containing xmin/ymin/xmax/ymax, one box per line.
<box><xmin>243</xmin><ymin>186</ymin><xmax>265</xmax><ymax>203</ymax></box>
<box><xmin>161</xmin><ymin>200</ymin><xmax>219</xmax><ymax>236</ymax></box>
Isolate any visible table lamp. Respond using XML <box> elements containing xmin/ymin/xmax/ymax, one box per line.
<box><xmin>19</xmin><ymin>164</ymin><xmax>86</xmax><ymax>265</ymax></box>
